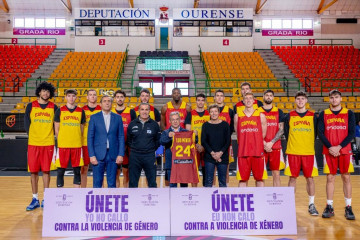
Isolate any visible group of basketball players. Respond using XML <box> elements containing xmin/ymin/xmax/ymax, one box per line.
<box><xmin>24</xmin><ymin>81</ymin><xmax>356</xmax><ymax>220</ymax></box>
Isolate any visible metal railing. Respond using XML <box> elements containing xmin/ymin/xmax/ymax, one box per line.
<box><xmin>320</xmin><ymin>79</ymin><xmax>360</xmax><ymax>96</ymax></box>
<box><xmin>116</xmin><ymin>44</ymin><xmax>129</xmax><ymax>87</ymax></box>
<box><xmin>0</xmin><ymin>37</ymin><xmax>57</xmax><ymax>46</ymax></box>
<box><xmin>22</xmin><ymin>78</ymin><xmax>305</xmax><ymax>97</ymax></box>
<box><xmin>270</xmin><ymin>39</ymin><xmax>353</xmax><ymax>47</ymax></box>
<box><xmin>0</xmin><ymin>79</ymin><xmax>4</xmax><ymax>96</ymax></box>
<box><xmin>12</xmin><ymin>76</ymin><xmax>21</xmax><ymax>96</ymax></box>
<box><xmin>25</xmin><ymin>78</ymin><xmax>121</xmax><ymax>96</ymax></box>
<box><xmin>304</xmin><ymin>76</ymin><xmax>311</xmax><ymax>95</ymax></box>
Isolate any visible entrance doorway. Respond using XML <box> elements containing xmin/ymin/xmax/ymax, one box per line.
<box><xmin>160</xmin><ymin>27</ymin><xmax>169</xmax><ymax>49</ymax></box>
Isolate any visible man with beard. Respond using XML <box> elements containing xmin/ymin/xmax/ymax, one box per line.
<box><xmin>81</xmin><ymin>89</ymin><xmax>102</xmax><ymax>188</ymax></box>
<box><xmin>318</xmin><ymin>89</ymin><xmax>356</xmax><ymax>220</ymax></box>
<box><xmin>185</xmin><ymin>93</ymin><xmax>210</xmax><ymax>186</ymax></box>
<box><xmin>259</xmin><ymin>89</ymin><xmax>285</xmax><ymax>187</ymax></box>
<box><xmin>161</xmin><ymin>88</ymin><xmax>191</xmax><ymax>131</ymax></box>
<box><xmin>234</xmin><ymin>82</ymin><xmax>263</xmax><ymax>115</ymax></box>
<box><xmin>24</xmin><ymin>82</ymin><xmax>57</xmax><ymax>210</ymax></box>
<box><xmin>134</xmin><ymin>88</ymin><xmax>161</xmax><ymax>125</ymax></box>
<box><xmin>112</xmin><ymin>90</ymin><xmax>136</xmax><ymax>187</ymax></box>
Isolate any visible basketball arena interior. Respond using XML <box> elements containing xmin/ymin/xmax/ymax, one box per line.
<box><xmin>0</xmin><ymin>0</ymin><xmax>360</xmax><ymax>239</ymax></box>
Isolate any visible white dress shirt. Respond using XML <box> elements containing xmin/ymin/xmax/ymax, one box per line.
<box><xmin>102</xmin><ymin>111</ymin><xmax>111</xmax><ymax>148</ymax></box>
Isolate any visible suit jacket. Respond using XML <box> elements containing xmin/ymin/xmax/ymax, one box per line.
<box><xmin>87</xmin><ymin>111</ymin><xmax>125</xmax><ymax>161</ymax></box>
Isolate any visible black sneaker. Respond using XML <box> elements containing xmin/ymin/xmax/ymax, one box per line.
<box><xmin>322</xmin><ymin>204</ymin><xmax>335</xmax><ymax>218</ymax></box>
<box><xmin>345</xmin><ymin>206</ymin><xmax>355</xmax><ymax>220</ymax></box>
<box><xmin>308</xmin><ymin>203</ymin><xmax>319</xmax><ymax>216</ymax></box>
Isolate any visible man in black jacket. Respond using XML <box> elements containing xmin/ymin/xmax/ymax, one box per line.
<box><xmin>127</xmin><ymin>103</ymin><xmax>161</xmax><ymax>188</ymax></box>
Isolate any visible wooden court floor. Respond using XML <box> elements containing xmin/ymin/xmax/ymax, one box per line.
<box><xmin>0</xmin><ymin>175</ymin><xmax>360</xmax><ymax>240</ymax></box>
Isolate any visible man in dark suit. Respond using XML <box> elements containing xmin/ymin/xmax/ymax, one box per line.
<box><xmin>87</xmin><ymin>95</ymin><xmax>125</xmax><ymax>188</ymax></box>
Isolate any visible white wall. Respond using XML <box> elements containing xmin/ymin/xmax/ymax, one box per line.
<box><xmin>74</xmin><ymin>37</ymin><xmax>156</xmax><ymax>54</ymax></box>
<box><xmin>173</xmin><ymin>37</ymin><xmax>253</xmax><ymax>55</ymax></box>
<box><xmin>0</xmin><ymin>14</ymin><xmax>75</xmax><ymax>49</ymax></box>
<box><xmin>253</xmin><ymin>15</ymin><xmax>360</xmax><ymax>49</ymax></box>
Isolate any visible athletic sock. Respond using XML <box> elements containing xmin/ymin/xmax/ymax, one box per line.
<box><xmin>32</xmin><ymin>193</ymin><xmax>39</xmax><ymax>200</ymax></box>
<box><xmin>327</xmin><ymin>200</ymin><xmax>333</xmax><ymax>206</ymax></box>
<box><xmin>309</xmin><ymin>195</ymin><xmax>315</xmax><ymax>205</ymax></box>
<box><xmin>345</xmin><ymin>198</ymin><xmax>352</xmax><ymax>206</ymax></box>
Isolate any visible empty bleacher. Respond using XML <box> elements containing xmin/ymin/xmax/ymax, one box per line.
<box><xmin>0</xmin><ymin>45</ymin><xmax>55</xmax><ymax>92</ymax></box>
<box><xmin>201</xmin><ymin>52</ymin><xmax>282</xmax><ymax>94</ymax></box>
<box><xmin>48</xmin><ymin>51</ymin><xmax>125</xmax><ymax>88</ymax></box>
<box><xmin>272</xmin><ymin>45</ymin><xmax>360</xmax><ymax>92</ymax></box>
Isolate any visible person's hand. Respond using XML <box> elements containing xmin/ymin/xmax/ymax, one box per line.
<box><xmin>194</xmin><ymin>130</ymin><xmax>198</xmax><ymax>136</ymax></box>
<box><xmin>211</xmin><ymin>151</ymin><xmax>216</xmax><ymax>159</ymax></box>
<box><xmin>214</xmin><ymin>151</ymin><xmax>223</xmax><ymax>160</ymax></box>
<box><xmin>90</xmin><ymin>156</ymin><xmax>98</xmax><ymax>165</ymax></box>
<box><xmin>329</xmin><ymin>145</ymin><xmax>341</xmax><ymax>157</ymax></box>
<box><xmin>116</xmin><ymin>156</ymin><xmax>123</xmax><ymax>165</ymax></box>
<box><xmin>169</xmin><ymin>132</ymin><xmax>175</xmax><ymax>138</ymax></box>
<box><xmin>196</xmin><ymin>144</ymin><xmax>204</xmax><ymax>153</ymax></box>
<box><xmin>264</xmin><ymin>141</ymin><xmax>273</xmax><ymax>152</ymax></box>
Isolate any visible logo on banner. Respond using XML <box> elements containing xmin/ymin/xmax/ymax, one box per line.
<box><xmin>159</xmin><ymin>6</ymin><xmax>169</xmax><ymax>23</ymax></box>
<box><xmin>56</xmin><ymin>194</ymin><xmax>74</xmax><ymax>207</ymax></box>
<box><xmin>181</xmin><ymin>193</ymin><xmax>199</xmax><ymax>206</ymax></box>
<box><xmin>266</xmin><ymin>193</ymin><xmax>284</xmax><ymax>206</ymax></box>
<box><xmin>6</xmin><ymin>115</ymin><xmax>16</xmax><ymax>127</ymax></box>
<box><xmin>141</xmin><ymin>194</ymin><xmax>159</xmax><ymax>206</ymax></box>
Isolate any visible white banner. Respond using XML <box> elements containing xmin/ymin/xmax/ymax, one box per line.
<box><xmin>173</xmin><ymin>8</ymin><xmax>253</xmax><ymax>20</ymax></box>
<box><xmin>170</xmin><ymin>187</ymin><xmax>297</xmax><ymax>236</ymax></box>
<box><xmin>74</xmin><ymin>8</ymin><xmax>156</xmax><ymax>19</ymax></box>
<box><xmin>43</xmin><ymin>188</ymin><xmax>170</xmax><ymax>237</ymax></box>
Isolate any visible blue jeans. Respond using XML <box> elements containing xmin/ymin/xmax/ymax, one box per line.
<box><xmin>166</xmin><ymin>170</ymin><xmax>188</xmax><ymax>188</ymax></box>
<box><xmin>92</xmin><ymin>149</ymin><xmax>118</xmax><ymax>188</ymax></box>
<box><xmin>204</xmin><ymin>161</ymin><xmax>227</xmax><ymax>187</ymax></box>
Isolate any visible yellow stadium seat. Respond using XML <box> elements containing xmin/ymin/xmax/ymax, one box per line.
<box><xmin>348</xmin><ymin>96</ymin><xmax>356</xmax><ymax>102</ymax></box>
<box><xmin>356</xmin><ymin>103</ymin><xmax>360</xmax><ymax>109</ymax></box>
<box><xmin>280</xmin><ymin>97</ymin><xmax>288</xmax><ymax>102</ymax></box>
<box><xmin>128</xmin><ymin>103</ymin><xmax>136</xmax><ymax>109</ymax></box>
<box><xmin>130</xmin><ymin>97</ymin><xmax>137</xmax><ymax>103</ymax></box>
<box><xmin>21</xmin><ymin>97</ymin><xmax>30</xmax><ymax>103</ymax></box>
<box><xmin>15</xmin><ymin>103</ymin><xmax>24</xmax><ymax>109</ymax></box>
<box><xmin>277</xmin><ymin>103</ymin><xmax>285</xmax><ymax>109</ymax></box>
<box><xmin>207</xmin><ymin>98</ymin><xmax>214</xmax><ymax>104</ymax></box>
<box><xmin>231</xmin><ymin>96</ymin><xmax>239</xmax><ymax>103</ymax></box>
<box><xmin>273</xmin><ymin>97</ymin><xmax>280</xmax><ymax>102</ymax></box>
<box><xmin>30</xmin><ymin>97</ymin><xmax>37</xmax><ymax>102</ymax></box>
<box><xmin>347</xmin><ymin>102</ymin><xmax>355</xmax><ymax>109</ymax></box>
<box><xmin>285</xmin><ymin>103</ymin><xmax>293</xmax><ymax>109</ymax></box>
<box><xmin>288</xmin><ymin>97</ymin><xmax>295</xmax><ymax>102</ymax></box>
<box><xmin>0</xmin><ymin>97</ymin><xmax>2</xmax><ymax>102</ymax></box>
